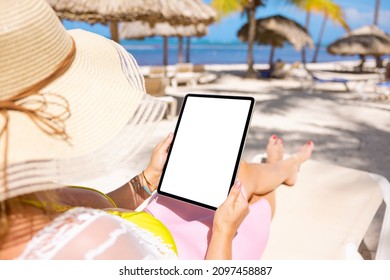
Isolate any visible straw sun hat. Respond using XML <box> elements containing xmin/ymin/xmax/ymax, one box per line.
<box><xmin>0</xmin><ymin>0</ymin><xmax>166</xmax><ymax>201</ymax></box>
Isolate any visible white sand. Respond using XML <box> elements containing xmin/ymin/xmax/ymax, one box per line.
<box><xmin>163</xmin><ymin>60</ymin><xmax>390</xmax><ymax>182</ymax></box>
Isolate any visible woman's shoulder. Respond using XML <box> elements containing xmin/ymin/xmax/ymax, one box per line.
<box><xmin>18</xmin><ymin>207</ymin><xmax>177</xmax><ymax>260</ymax></box>
<box><xmin>17</xmin><ymin>207</ymin><xmax>108</xmax><ymax>259</ymax></box>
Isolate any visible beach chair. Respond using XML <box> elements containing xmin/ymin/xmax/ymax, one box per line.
<box><xmin>270</xmin><ymin>62</ymin><xmax>301</xmax><ymax>79</ymax></box>
<box><xmin>303</xmin><ymin>69</ymin><xmax>374</xmax><ymax>93</ymax></box>
<box><xmin>133</xmin><ymin>156</ymin><xmax>389</xmax><ymax>259</ymax></box>
<box><xmin>252</xmin><ymin>155</ymin><xmax>390</xmax><ymax>260</ymax></box>
<box><xmin>307</xmin><ymin>70</ymin><xmax>352</xmax><ymax>92</ymax></box>
<box><xmin>193</xmin><ymin>64</ymin><xmax>218</xmax><ymax>84</ymax></box>
<box><xmin>171</xmin><ymin>63</ymin><xmax>201</xmax><ymax>88</ymax></box>
<box><xmin>91</xmin><ymin>153</ymin><xmax>389</xmax><ymax>260</ymax></box>
<box><xmin>148</xmin><ymin>66</ymin><xmax>166</xmax><ymax>78</ymax></box>
<box><xmin>375</xmin><ymin>81</ymin><xmax>390</xmax><ymax>97</ymax></box>
<box><xmin>144</xmin><ymin>76</ymin><xmax>177</xmax><ymax>119</ymax></box>
<box><xmin>270</xmin><ymin>60</ymin><xmax>286</xmax><ymax>79</ymax></box>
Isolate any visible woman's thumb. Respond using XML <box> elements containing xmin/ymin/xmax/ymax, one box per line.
<box><xmin>226</xmin><ymin>180</ymin><xmax>242</xmax><ymax>204</ymax></box>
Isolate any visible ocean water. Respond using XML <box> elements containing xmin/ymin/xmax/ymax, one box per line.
<box><xmin>121</xmin><ymin>38</ymin><xmax>370</xmax><ymax>67</ymax></box>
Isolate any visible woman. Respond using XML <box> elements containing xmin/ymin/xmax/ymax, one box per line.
<box><xmin>0</xmin><ymin>0</ymin><xmax>313</xmax><ymax>260</ymax></box>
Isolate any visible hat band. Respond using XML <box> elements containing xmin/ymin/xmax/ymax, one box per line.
<box><xmin>0</xmin><ymin>39</ymin><xmax>76</xmax><ymax>196</ymax></box>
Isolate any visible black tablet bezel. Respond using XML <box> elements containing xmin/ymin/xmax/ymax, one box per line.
<box><xmin>156</xmin><ymin>93</ymin><xmax>255</xmax><ymax>210</ymax></box>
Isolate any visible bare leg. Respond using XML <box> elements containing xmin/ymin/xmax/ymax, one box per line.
<box><xmin>237</xmin><ymin>136</ymin><xmax>314</xmax><ymax>215</ymax></box>
<box><xmin>266</xmin><ymin>134</ymin><xmax>284</xmax><ymax>164</ymax></box>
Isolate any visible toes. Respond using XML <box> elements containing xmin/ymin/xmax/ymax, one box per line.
<box><xmin>267</xmin><ymin>135</ymin><xmax>284</xmax><ymax>147</ymax></box>
<box><xmin>268</xmin><ymin>134</ymin><xmax>278</xmax><ymax>145</ymax></box>
<box><xmin>304</xmin><ymin>140</ymin><xmax>314</xmax><ymax>153</ymax></box>
<box><xmin>297</xmin><ymin>140</ymin><xmax>314</xmax><ymax>162</ymax></box>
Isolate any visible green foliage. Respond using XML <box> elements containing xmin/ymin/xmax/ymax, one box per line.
<box><xmin>284</xmin><ymin>0</ymin><xmax>350</xmax><ymax>31</ymax></box>
<box><xmin>211</xmin><ymin>0</ymin><xmax>266</xmax><ymax>18</ymax></box>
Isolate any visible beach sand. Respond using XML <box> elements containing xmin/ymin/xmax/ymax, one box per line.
<box><xmin>91</xmin><ymin>60</ymin><xmax>389</xmax><ymax>259</ymax></box>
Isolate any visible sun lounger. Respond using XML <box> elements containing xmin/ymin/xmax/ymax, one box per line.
<box><xmin>148</xmin><ymin>66</ymin><xmax>166</xmax><ymax>78</ymax></box>
<box><xmin>305</xmin><ymin>69</ymin><xmax>351</xmax><ymax>91</ymax></box>
<box><xmin>303</xmin><ymin>69</ymin><xmax>373</xmax><ymax>93</ymax></box>
<box><xmin>170</xmin><ymin>63</ymin><xmax>201</xmax><ymax>88</ymax></box>
<box><xmin>144</xmin><ymin>76</ymin><xmax>177</xmax><ymax>119</ymax></box>
<box><xmin>375</xmin><ymin>81</ymin><xmax>390</xmax><ymax>96</ymax></box>
<box><xmin>252</xmin><ymin>155</ymin><xmax>389</xmax><ymax>260</ymax></box>
<box><xmin>135</xmin><ymin>155</ymin><xmax>389</xmax><ymax>259</ymax></box>
<box><xmin>270</xmin><ymin>62</ymin><xmax>301</xmax><ymax>79</ymax></box>
<box><xmin>88</xmin><ymin>153</ymin><xmax>389</xmax><ymax>260</ymax></box>
<box><xmin>144</xmin><ymin>76</ymin><xmax>169</xmax><ymax>97</ymax></box>
<box><xmin>312</xmin><ymin>75</ymin><xmax>352</xmax><ymax>91</ymax></box>
<box><xmin>193</xmin><ymin>64</ymin><xmax>218</xmax><ymax>84</ymax></box>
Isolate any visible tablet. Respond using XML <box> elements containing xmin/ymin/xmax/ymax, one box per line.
<box><xmin>157</xmin><ymin>94</ymin><xmax>254</xmax><ymax>210</ymax></box>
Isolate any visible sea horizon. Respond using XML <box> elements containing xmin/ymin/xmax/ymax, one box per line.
<box><xmin>120</xmin><ymin>37</ymin><xmax>387</xmax><ymax>67</ymax></box>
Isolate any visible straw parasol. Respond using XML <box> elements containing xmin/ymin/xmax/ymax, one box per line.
<box><xmin>46</xmin><ymin>0</ymin><xmax>216</xmax><ymax>43</ymax></box>
<box><xmin>237</xmin><ymin>15</ymin><xmax>313</xmax><ymax>68</ymax></box>
<box><xmin>120</xmin><ymin>21</ymin><xmax>208</xmax><ymax>66</ymax></box>
<box><xmin>327</xmin><ymin>25</ymin><xmax>390</xmax><ymax>56</ymax></box>
<box><xmin>120</xmin><ymin>21</ymin><xmax>208</xmax><ymax>39</ymax></box>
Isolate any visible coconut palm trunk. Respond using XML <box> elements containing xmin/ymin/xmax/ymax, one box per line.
<box><xmin>374</xmin><ymin>0</ymin><xmax>381</xmax><ymax>25</ymax></box>
<box><xmin>374</xmin><ymin>0</ymin><xmax>382</xmax><ymax>67</ymax></box>
<box><xmin>301</xmin><ymin>11</ymin><xmax>311</xmax><ymax>66</ymax></box>
<box><xmin>246</xmin><ymin>1</ymin><xmax>257</xmax><ymax>78</ymax></box>
<box><xmin>312</xmin><ymin>14</ymin><xmax>328</xmax><ymax>63</ymax></box>
<box><xmin>211</xmin><ymin>0</ymin><xmax>264</xmax><ymax>78</ymax></box>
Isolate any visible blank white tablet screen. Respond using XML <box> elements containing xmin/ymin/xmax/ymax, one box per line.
<box><xmin>158</xmin><ymin>94</ymin><xmax>253</xmax><ymax>209</ymax></box>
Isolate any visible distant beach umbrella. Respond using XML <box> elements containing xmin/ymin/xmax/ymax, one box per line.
<box><xmin>46</xmin><ymin>0</ymin><xmax>216</xmax><ymax>43</ymax></box>
<box><xmin>237</xmin><ymin>15</ymin><xmax>314</xmax><ymax>68</ymax></box>
<box><xmin>120</xmin><ymin>21</ymin><xmax>208</xmax><ymax>66</ymax></box>
<box><xmin>120</xmin><ymin>21</ymin><xmax>208</xmax><ymax>39</ymax></box>
<box><xmin>327</xmin><ymin>25</ymin><xmax>390</xmax><ymax>56</ymax></box>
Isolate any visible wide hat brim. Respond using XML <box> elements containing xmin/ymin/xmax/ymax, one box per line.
<box><xmin>0</xmin><ymin>29</ymin><xmax>155</xmax><ymax>201</ymax></box>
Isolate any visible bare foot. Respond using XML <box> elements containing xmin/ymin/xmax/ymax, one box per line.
<box><xmin>284</xmin><ymin>141</ymin><xmax>314</xmax><ymax>186</ymax></box>
<box><xmin>266</xmin><ymin>135</ymin><xmax>284</xmax><ymax>164</ymax></box>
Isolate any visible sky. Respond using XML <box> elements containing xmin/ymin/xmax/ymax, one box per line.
<box><xmin>63</xmin><ymin>0</ymin><xmax>390</xmax><ymax>45</ymax></box>
<box><xmin>202</xmin><ymin>0</ymin><xmax>390</xmax><ymax>44</ymax></box>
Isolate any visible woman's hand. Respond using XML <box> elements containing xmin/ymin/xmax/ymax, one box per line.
<box><xmin>206</xmin><ymin>181</ymin><xmax>249</xmax><ymax>260</ymax></box>
<box><xmin>143</xmin><ymin>133</ymin><xmax>174</xmax><ymax>191</ymax></box>
<box><xmin>213</xmin><ymin>181</ymin><xmax>249</xmax><ymax>239</ymax></box>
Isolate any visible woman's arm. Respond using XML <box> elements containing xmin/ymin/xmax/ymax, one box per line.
<box><xmin>205</xmin><ymin>181</ymin><xmax>249</xmax><ymax>260</ymax></box>
<box><xmin>107</xmin><ymin>133</ymin><xmax>173</xmax><ymax>210</ymax></box>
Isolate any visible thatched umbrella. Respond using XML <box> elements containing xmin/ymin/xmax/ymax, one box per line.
<box><xmin>46</xmin><ymin>0</ymin><xmax>216</xmax><ymax>43</ymax></box>
<box><xmin>327</xmin><ymin>34</ymin><xmax>390</xmax><ymax>56</ymax></box>
<box><xmin>120</xmin><ymin>21</ymin><xmax>208</xmax><ymax>66</ymax></box>
<box><xmin>237</xmin><ymin>15</ymin><xmax>313</xmax><ymax>68</ymax></box>
<box><xmin>327</xmin><ymin>25</ymin><xmax>390</xmax><ymax>69</ymax></box>
<box><xmin>327</xmin><ymin>25</ymin><xmax>390</xmax><ymax>56</ymax></box>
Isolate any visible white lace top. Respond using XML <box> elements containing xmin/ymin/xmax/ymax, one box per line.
<box><xmin>18</xmin><ymin>207</ymin><xmax>178</xmax><ymax>260</ymax></box>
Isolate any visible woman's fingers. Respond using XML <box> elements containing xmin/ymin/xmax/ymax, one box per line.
<box><xmin>226</xmin><ymin>181</ymin><xmax>243</xmax><ymax>205</ymax></box>
<box><xmin>161</xmin><ymin>132</ymin><xmax>173</xmax><ymax>153</ymax></box>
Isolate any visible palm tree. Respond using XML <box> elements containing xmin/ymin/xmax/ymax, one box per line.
<box><xmin>288</xmin><ymin>0</ymin><xmax>349</xmax><ymax>63</ymax></box>
<box><xmin>374</xmin><ymin>0</ymin><xmax>381</xmax><ymax>26</ymax></box>
<box><xmin>211</xmin><ymin>0</ymin><xmax>265</xmax><ymax>78</ymax></box>
<box><xmin>374</xmin><ymin>0</ymin><xmax>382</xmax><ymax>67</ymax></box>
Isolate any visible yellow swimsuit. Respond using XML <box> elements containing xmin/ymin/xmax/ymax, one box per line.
<box><xmin>68</xmin><ymin>186</ymin><xmax>178</xmax><ymax>255</ymax></box>
<box><xmin>106</xmin><ymin>210</ymin><xmax>178</xmax><ymax>255</ymax></box>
